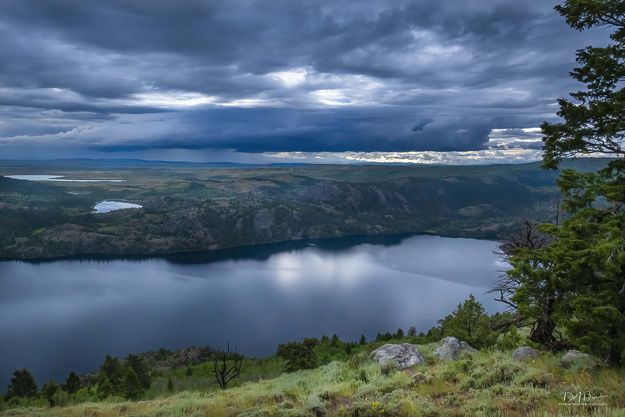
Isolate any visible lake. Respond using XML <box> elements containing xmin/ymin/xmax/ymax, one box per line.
<box><xmin>0</xmin><ymin>234</ymin><xmax>506</xmax><ymax>385</ymax></box>
<box><xmin>5</xmin><ymin>175</ymin><xmax>125</xmax><ymax>182</ymax></box>
<box><xmin>93</xmin><ymin>201</ymin><xmax>143</xmax><ymax>213</ymax></box>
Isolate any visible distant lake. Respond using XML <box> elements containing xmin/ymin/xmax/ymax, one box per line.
<box><xmin>5</xmin><ymin>174</ymin><xmax>125</xmax><ymax>182</ymax></box>
<box><xmin>0</xmin><ymin>235</ymin><xmax>506</xmax><ymax>385</ymax></box>
<box><xmin>94</xmin><ymin>201</ymin><xmax>143</xmax><ymax>213</ymax></box>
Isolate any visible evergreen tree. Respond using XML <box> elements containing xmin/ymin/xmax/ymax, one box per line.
<box><xmin>330</xmin><ymin>334</ymin><xmax>340</xmax><ymax>347</ymax></box>
<box><xmin>394</xmin><ymin>328</ymin><xmax>404</xmax><ymax>339</ymax></box>
<box><xmin>426</xmin><ymin>326</ymin><xmax>443</xmax><ymax>342</ymax></box>
<box><xmin>127</xmin><ymin>354</ymin><xmax>152</xmax><ymax>390</ymax></box>
<box><xmin>407</xmin><ymin>326</ymin><xmax>417</xmax><ymax>337</ymax></box>
<box><xmin>359</xmin><ymin>334</ymin><xmax>366</xmax><ymax>345</ymax></box>
<box><xmin>502</xmin><ymin>0</ymin><xmax>625</xmax><ymax>365</ymax></box>
<box><xmin>439</xmin><ymin>295</ymin><xmax>495</xmax><ymax>348</ymax></box>
<box><xmin>123</xmin><ymin>368</ymin><xmax>144</xmax><ymax>400</ymax></box>
<box><xmin>95</xmin><ymin>375</ymin><xmax>114</xmax><ymax>399</ymax></box>
<box><xmin>276</xmin><ymin>338</ymin><xmax>318</xmax><ymax>372</ymax></box>
<box><xmin>99</xmin><ymin>355</ymin><xmax>124</xmax><ymax>393</ymax></box>
<box><xmin>6</xmin><ymin>368</ymin><xmax>37</xmax><ymax>399</ymax></box>
<box><xmin>41</xmin><ymin>381</ymin><xmax>59</xmax><ymax>406</ymax></box>
<box><xmin>542</xmin><ymin>0</ymin><xmax>625</xmax><ymax>169</ymax></box>
<box><xmin>63</xmin><ymin>371</ymin><xmax>81</xmax><ymax>395</ymax></box>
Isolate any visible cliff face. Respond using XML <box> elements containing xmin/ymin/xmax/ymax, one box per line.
<box><xmin>0</xmin><ymin>162</ymin><xmax>569</xmax><ymax>259</ymax></box>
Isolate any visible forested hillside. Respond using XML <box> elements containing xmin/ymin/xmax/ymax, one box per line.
<box><xmin>0</xmin><ymin>159</ymin><xmax>605</xmax><ymax>259</ymax></box>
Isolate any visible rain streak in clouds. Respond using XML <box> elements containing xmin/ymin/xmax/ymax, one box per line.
<box><xmin>0</xmin><ymin>0</ymin><xmax>607</xmax><ymax>163</ymax></box>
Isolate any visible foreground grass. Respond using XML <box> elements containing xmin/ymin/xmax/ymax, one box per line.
<box><xmin>2</xmin><ymin>346</ymin><xmax>624</xmax><ymax>417</ymax></box>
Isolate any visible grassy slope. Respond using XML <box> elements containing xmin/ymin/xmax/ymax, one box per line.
<box><xmin>2</xmin><ymin>344</ymin><xmax>624</xmax><ymax>417</ymax></box>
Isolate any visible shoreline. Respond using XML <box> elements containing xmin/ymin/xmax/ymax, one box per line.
<box><xmin>0</xmin><ymin>230</ymin><xmax>502</xmax><ymax>263</ymax></box>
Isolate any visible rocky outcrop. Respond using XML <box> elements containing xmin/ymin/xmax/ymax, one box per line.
<box><xmin>138</xmin><ymin>346</ymin><xmax>215</xmax><ymax>372</ymax></box>
<box><xmin>560</xmin><ymin>350</ymin><xmax>592</xmax><ymax>368</ymax></box>
<box><xmin>434</xmin><ymin>337</ymin><xmax>477</xmax><ymax>361</ymax></box>
<box><xmin>512</xmin><ymin>346</ymin><xmax>538</xmax><ymax>361</ymax></box>
<box><xmin>79</xmin><ymin>345</ymin><xmax>215</xmax><ymax>384</ymax></box>
<box><xmin>369</xmin><ymin>343</ymin><xmax>424</xmax><ymax>369</ymax></box>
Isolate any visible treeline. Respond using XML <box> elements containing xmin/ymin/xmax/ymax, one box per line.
<box><xmin>3</xmin><ymin>353</ymin><xmax>152</xmax><ymax>408</ymax></box>
<box><xmin>4</xmin><ymin>293</ymin><xmax>520</xmax><ymax>409</ymax></box>
<box><xmin>3</xmin><ymin>285</ymin><xmax>619</xmax><ymax>411</ymax></box>
<box><xmin>275</xmin><ymin>295</ymin><xmax>521</xmax><ymax>373</ymax></box>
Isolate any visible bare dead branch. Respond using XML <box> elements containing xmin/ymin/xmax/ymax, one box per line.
<box><xmin>212</xmin><ymin>343</ymin><xmax>244</xmax><ymax>389</ymax></box>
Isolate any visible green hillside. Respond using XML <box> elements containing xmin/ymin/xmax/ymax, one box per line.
<box><xmin>0</xmin><ymin>159</ymin><xmax>607</xmax><ymax>259</ymax></box>
<box><xmin>2</xmin><ymin>341</ymin><xmax>623</xmax><ymax>417</ymax></box>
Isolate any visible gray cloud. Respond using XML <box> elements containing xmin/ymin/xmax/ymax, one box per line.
<box><xmin>0</xmin><ymin>0</ymin><xmax>607</xmax><ymax>158</ymax></box>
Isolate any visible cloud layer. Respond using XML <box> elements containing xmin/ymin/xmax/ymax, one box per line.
<box><xmin>0</xmin><ymin>0</ymin><xmax>606</xmax><ymax>161</ymax></box>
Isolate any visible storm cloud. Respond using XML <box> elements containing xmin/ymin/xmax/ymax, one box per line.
<box><xmin>0</xmin><ymin>0</ymin><xmax>606</xmax><ymax>160</ymax></box>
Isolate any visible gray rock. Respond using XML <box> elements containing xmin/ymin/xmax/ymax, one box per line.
<box><xmin>434</xmin><ymin>337</ymin><xmax>477</xmax><ymax>361</ymax></box>
<box><xmin>369</xmin><ymin>343</ymin><xmax>424</xmax><ymax>369</ymax></box>
<box><xmin>512</xmin><ymin>346</ymin><xmax>538</xmax><ymax>361</ymax></box>
<box><xmin>561</xmin><ymin>350</ymin><xmax>592</xmax><ymax>368</ymax></box>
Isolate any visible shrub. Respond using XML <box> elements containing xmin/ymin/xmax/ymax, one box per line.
<box><xmin>439</xmin><ymin>295</ymin><xmax>496</xmax><ymax>348</ymax></box>
<box><xmin>496</xmin><ymin>325</ymin><xmax>523</xmax><ymax>351</ymax></box>
<box><xmin>277</xmin><ymin>338</ymin><xmax>318</xmax><ymax>372</ymax></box>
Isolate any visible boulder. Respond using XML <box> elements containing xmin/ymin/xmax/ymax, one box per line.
<box><xmin>560</xmin><ymin>350</ymin><xmax>592</xmax><ymax>368</ymax></box>
<box><xmin>369</xmin><ymin>343</ymin><xmax>424</xmax><ymax>369</ymax></box>
<box><xmin>512</xmin><ymin>346</ymin><xmax>538</xmax><ymax>361</ymax></box>
<box><xmin>434</xmin><ymin>337</ymin><xmax>477</xmax><ymax>361</ymax></box>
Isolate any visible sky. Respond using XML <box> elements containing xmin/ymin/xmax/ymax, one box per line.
<box><xmin>0</xmin><ymin>0</ymin><xmax>607</xmax><ymax>164</ymax></box>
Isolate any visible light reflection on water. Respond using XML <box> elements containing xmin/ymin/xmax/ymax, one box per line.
<box><xmin>0</xmin><ymin>234</ymin><xmax>505</xmax><ymax>384</ymax></box>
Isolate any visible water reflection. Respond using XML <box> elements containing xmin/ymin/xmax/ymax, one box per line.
<box><xmin>0</xmin><ymin>234</ymin><xmax>505</xmax><ymax>385</ymax></box>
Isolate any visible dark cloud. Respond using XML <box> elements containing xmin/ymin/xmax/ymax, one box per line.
<box><xmin>0</xmin><ymin>0</ymin><xmax>607</xmax><ymax>158</ymax></box>
<box><xmin>94</xmin><ymin>108</ymin><xmax>491</xmax><ymax>153</ymax></box>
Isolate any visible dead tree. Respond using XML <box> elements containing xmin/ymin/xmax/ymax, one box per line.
<box><xmin>498</xmin><ymin>218</ymin><xmax>550</xmax><ymax>255</ymax></box>
<box><xmin>490</xmin><ymin>218</ymin><xmax>570</xmax><ymax>350</ymax></box>
<box><xmin>212</xmin><ymin>343</ymin><xmax>243</xmax><ymax>389</ymax></box>
<box><xmin>491</xmin><ymin>218</ymin><xmax>551</xmax><ymax>311</ymax></box>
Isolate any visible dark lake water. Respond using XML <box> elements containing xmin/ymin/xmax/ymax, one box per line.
<box><xmin>0</xmin><ymin>234</ymin><xmax>506</xmax><ymax>386</ymax></box>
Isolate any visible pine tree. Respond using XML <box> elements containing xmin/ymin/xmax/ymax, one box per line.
<box><xmin>63</xmin><ymin>371</ymin><xmax>81</xmax><ymax>395</ymax></box>
<box><xmin>407</xmin><ymin>326</ymin><xmax>417</xmax><ymax>337</ymax></box>
<box><xmin>277</xmin><ymin>338</ymin><xmax>318</xmax><ymax>372</ymax></box>
<box><xmin>6</xmin><ymin>368</ymin><xmax>37</xmax><ymax>398</ymax></box>
<box><xmin>99</xmin><ymin>355</ymin><xmax>124</xmax><ymax>394</ymax></box>
<box><xmin>123</xmin><ymin>367</ymin><xmax>144</xmax><ymax>400</ymax></box>
<box><xmin>41</xmin><ymin>381</ymin><xmax>59</xmax><ymax>406</ymax></box>
<box><xmin>542</xmin><ymin>1</ymin><xmax>625</xmax><ymax>169</ymax></box>
<box><xmin>95</xmin><ymin>375</ymin><xmax>114</xmax><ymax>399</ymax></box>
<box><xmin>394</xmin><ymin>328</ymin><xmax>404</xmax><ymax>339</ymax></box>
<box><xmin>503</xmin><ymin>0</ymin><xmax>625</xmax><ymax>365</ymax></box>
<box><xmin>359</xmin><ymin>334</ymin><xmax>366</xmax><ymax>345</ymax></box>
<box><xmin>439</xmin><ymin>295</ymin><xmax>495</xmax><ymax>348</ymax></box>
<box><xmin>127</xmin><ymin>354</ymin><xmax>152</xmax><ymax>390</ymax></box>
